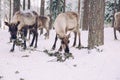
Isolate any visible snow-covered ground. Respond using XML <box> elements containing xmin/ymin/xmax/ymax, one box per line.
<box><xmin>0</xmin><ymin>27</ymin><xmax>120</xmax><ymax>80</ymax></box>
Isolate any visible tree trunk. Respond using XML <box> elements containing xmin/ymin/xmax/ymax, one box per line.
<box><xmin>13</xmin><ymin>0</ymin><xmax>20</xmax><ymax>15</ymax></box>
<box><xmin>82</xmin><ymin>0</ymin><xmax>89</xmax><ymax>30</ymax></box>
<box><xmin>113</xmin><ymin>0</ymin><xmax>117</xmax><ymax>39</ymax></box>
<box><xmin>9</xmin><ymin>0</ymin><xmax>12</xmax><ymax>23</ymax></box>
<box><xmin>112</xmin><ymin>0</ymin><xmax>116</xmax><ymax>27</ymax></box>
<box><xmin>28</xmin><ymin>0</ymin><xmax>30</xmax><ymax>9</ymax></box>
<box><xmin>40</xmin><ymin>0</ymin><xmax>45</xmax><ymax>34</ymax></box>
<box><xmin>49</xmin><ymin>0</ymin><xmax>53</xmax><ymax>29</ymax></box>
<box><xmin>63</xmin><ymin>0</ymin><xmax>66</xmax><ymax>12</ymax></box>
<box><xmin>118</xmin><ymin>0</ymin><xmax>120</xmax><ymax>11</ymax></box>
<box><xmin>0</xmin><ymin>0</ymin><xmax>1</xmax><ymax>28</ymax></box>
<box><xmin>78</xmin><ymin>0</ymin><xmax>80</xmax><ymax>14</ymax></box>
<box><xmin>23</xmin><ymin>0</ymin><xmax>25</xmax><ymax>10</ymax></box>
<box><xmin>40</xmin><ymin>0</ymin><xmax>45</xmax><ymax>15</ymax></box>
<box><xmin>88</xmin><ymin>0</ymin><xmax>105</xmax><ymax>49</ymax></box>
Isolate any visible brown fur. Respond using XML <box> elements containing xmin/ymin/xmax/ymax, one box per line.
<box><xmin>37</xmin><ymin>15</ymin><xmax>50</xmax><ymax>39</ymax></box>
<box><xmin>52</xmin><ymin>11</ymin><xmax>81</xmax><ymax>53</ymax></box>
<box><xmin>11</xmin><ymin>10</ymin><xmax>38</xmax><ymax>31</ymax></box>
<box><xmin>114</xmin><ymin>12</ymin><xmax>120</xmax><ymax>30</ymax></box>
<box><xmin>4</xmin><ymin>10</ymin><xmax>39</xmax><ymax>52</ymax></box>
<box><xmin>114</xmin><ymin>12</ymin><xmax>120</xmax><ymax>39</ymax></box>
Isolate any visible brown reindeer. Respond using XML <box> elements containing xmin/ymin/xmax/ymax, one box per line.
<box><xmin>5</xmin><ymin>10</ymin><xmax>38</xmax><ymax>52</ymax></box>
<box><xmin>37</xmin><ymin>15</ymin><xmax>50</xmax><ymax>39</ymax></box>
<box><xmin>52</xmin><ymin>11</ymin><xmax>81</xmax><ymax>53</ymax></box>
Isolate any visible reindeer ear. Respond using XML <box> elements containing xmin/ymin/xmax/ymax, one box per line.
<box><xmin>4</xmin><ymin>22</ymin><xmax>10</xmax><ymax>27</ymax></box>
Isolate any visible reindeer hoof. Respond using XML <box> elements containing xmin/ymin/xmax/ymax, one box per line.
<box><xmin>76</xmin><ymin>46</ymin><xmax>81</xmax><ymax>49</ymax></box>
<box><xmin>23</xmin><ymin>47</ymin><xmax>26</xmax><ymax>50</ymax></box>
<box><xmin>30</xmin><ymin>44</ymin><xmax>33</xmax><ymax>47</ymax></box>
<box><xmin>52</xmin><ymin>46</ymin><xmax>55</xmax><ymax>50</ymax></box>
<box><xmin>72</xmin><ymin>44</ymin><xmax>76</xmax><ymax>47</ymax></box>
<box><xmin>58</xmin><ymin>48</ymin><xmax>62</xmax><ymax>52</ymax></box>
<box><xmin>34</xmin><ymin>46</ymin><xmax>37</xmax><ymax>48</ymax></box>
<box><xmin>10</xmin><ymin>49</ymin><xmax>14</xmax><ymax>52</ymax></box>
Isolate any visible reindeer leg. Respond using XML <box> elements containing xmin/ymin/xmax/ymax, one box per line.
<box><xmin>10</xmin><ymin>40</ymin><xmax>16</xmax><ymax>52</ymax></box>
<box><xmin>20</xmin><ymin>27</ymin><xmax>27</xmax><ymax>50</ymax></box>
<box><xmin>65</xmin><ymin>45</ymin><xmax>69</xmax><ymax>53</ymax></box>
<box><xmin>44</xmin><ymin>28</ymin><xmax>49</xmax><ymax>39</ymax></box>
<box><xmin>52</xmin><ymin>34</ymin><xmax>58</xmax><ymax>50</ymax></box>
<box><xmin>47</xmin><ymin>29</ymin><xmax>49</xmax><ymax>39</ymax></box>
<box><xmin>40</xmin><ymin>28</ymin><xmax>43</xmax><ymax>35</ymax></box>
<box><xmin>73</xmin><ymin>32</ymin><xmax>77</xmax><ymax>47</ymax></box>
<box><xmin>58</xmin><ymin>44</ymin><xmax>62</xmax><ymax>51</ymax></box>
<box><xmin>30</xmin><ymin>32</ymin><xmax>35</xmax><ymax>47</ymax></box>
<box><xmin>9</xmin><ymin>37</ymin><xmax>12</xmax><ymax>43</ymax></box>
<box><xmin>23</xmin><ymin>28</ymin><xmax>27</xmax><ymax>50</ymax></box>
<box><xmin>114</xmin><ymin>28</ymin><xmax>117</xmax><ymax>40</ymax></box>
<box><xmin>34</xmin><ymin>31</ymin><xmax>38</xmax><ymax>48</ymax></box>
<box><xmin>77</xmin><ymin>31</ymin><xmax>81</xmax><ymax>49</ymax></box>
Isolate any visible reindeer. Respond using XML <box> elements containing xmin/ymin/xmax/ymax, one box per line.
<box><xmin>37</xmin><ymin>15</ymin><xmax>50</xmax><ymax>39</ymax></box>
<box><xmin>52</xmin><ymin>11</ymin><xmax>81</xmax><ymax>53</ymax></box>
<box><xmin>4</xmin><ymin>10</ymin><xmax>38</xmax><ymax>52</ymax></box>
<box><xmin>114</xmin><ymin>12</ymin><xmax>120</xmax><ymax>40</ymax></box>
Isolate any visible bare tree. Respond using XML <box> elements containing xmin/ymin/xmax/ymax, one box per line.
<box><xmin>82</xmin><ymin>0</ymin><xmax>89</xmax><ymax>30</ymax></box>
<box><xmin>0</xmin><ymin>0</ymin><xmax>1</xmax><ymax>28</ymax></box>
<box><xmin>9</xmin><ymin>0</ymin><xmax>12</xmax><ymax>23</ymax></box>
<box><xmin>88</xmin><ymin>0</ymin><xmax>105</xmax><ymax>49</ymax></box>
<box><xmin>78</xmin><ymin>0</ymin><xmax>80</xmax><ymax>14</ymax></box>
<box><xmin>23</xmin><ymin>0</ymin><xmax>25</xmax><ymax>10</ymax></box>
<box><xmin>118</xmin><ymin>0</ymin><xmax>120</xmax><ymax>11</ymax></box>
<box><xmin>40</xmin><ymin>0</ymin><xmax>45</xmax><ymax>15</ymax></box>
<box><xmin>40</xmin><ymin>0</ymin><xmax>45</xmax><ymax>34</ymax></box>
<box><xmin>113</xmin><ymin>0</ymin><xmax>117</xmax><ymax>39</ymax></box>
<box><xmin>49</xmin><ymin>0</ymin><xmax>53</xmax><ymax>29</ymax></box>
<box><xmin>63</xmin><ymin>0</ymin><xmax>66</xmax><ymax>12</ymax></box>
<box><xmin>28</xmin><ymin>0</ymin><xmax>30</xmax><ymax>9</ymax></box>
<box><xmin>13</xmin><ymin>0</ymin><xmax>20</xmax><ymax>15</ymax></box>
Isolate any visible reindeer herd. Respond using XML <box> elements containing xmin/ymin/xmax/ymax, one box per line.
<box><xmin>4</xmin><ymin>10</ymin><xmax>120</xmax><ymax>55</ymax></box>
<box><xmin>4</xmin><ymin>10</ymin><xmax>81</xmax><ymax>55</ymax></box>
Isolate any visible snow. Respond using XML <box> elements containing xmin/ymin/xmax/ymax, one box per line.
<box><xmin>0</xmin><ymin>27</ymin><xmax>120</xmax><ymax>80</ymax></box>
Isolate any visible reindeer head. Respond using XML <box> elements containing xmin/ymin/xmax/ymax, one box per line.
<box><xmin>4</xmin><ymin>21</ymin><xmax>20</xmax><ymax>39</ymax></box>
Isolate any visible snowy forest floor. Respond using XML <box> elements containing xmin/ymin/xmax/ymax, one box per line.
<box><xmin>0</xmin><ymin>27</ymin><xmax>120</xmax><ymax>80</ymax></box>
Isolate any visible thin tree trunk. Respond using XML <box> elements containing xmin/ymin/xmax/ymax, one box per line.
<box><xmin>82</xmin><ymin>0</ymin><xmax>89</xmax><ymax>30</ymax></box>
<box><xmin>23</xmin><ymin>0</ymin><xmax>25</xmax><ymax>10</ymax></box>
<box><xmin>0</xmin><ymin>0</ymin><xmax>1</xmax><ymax>28</ymax></box>
<box><xmin>78</xmin><ymin>0</ymin><xmax>80</xmax><ymax>14</ymax></box>
<box><xmin>13</xmin><ymin>0</ymin><xmax>20</xmax><ymax>15</ymax></box>
<box><xmin>63</xmin><ymin>0</ymin><xmax>66</xmax><ymax>12</ymax></box>
<box><xmin>118</xmin><ymin>0</ymin><xmax>120</xmax><ymax>11</ymax></box>
<box><xmin>40</xmin><ymin>0</ymin><xmax>45</xmax><ymax>34</ymax></box>
<box><xmin>28</xmin><ymin>0</ymin><xmax>30</xmax><ymax>9</ymax></box>
<box><xmin>112</xmin><ymin>0</ymin><xmax>116</xmax><ymax>27</ymax></box>
<box><xmin>40</xmin><ymin>0</ymin><xmax>45</xmax><ymax>15</ymax></box>
<box><xmin>88</xmin><ymin>0</ymin><xmax>105</xmax><ymax>49</ymax></box>
<box><xmin>9</xmin><ymin>0</ymin><xmax>11</xmax><ymax>23</ymax></box>
<box><xmin>113</xmin><ymin>0</ymin><xmax>117</xmax><ymax>39</ymax></box>
<box><xmin>49</xmin><ymin>0</ymin><xmax>53</xmax><ymax>29</ymax></box>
